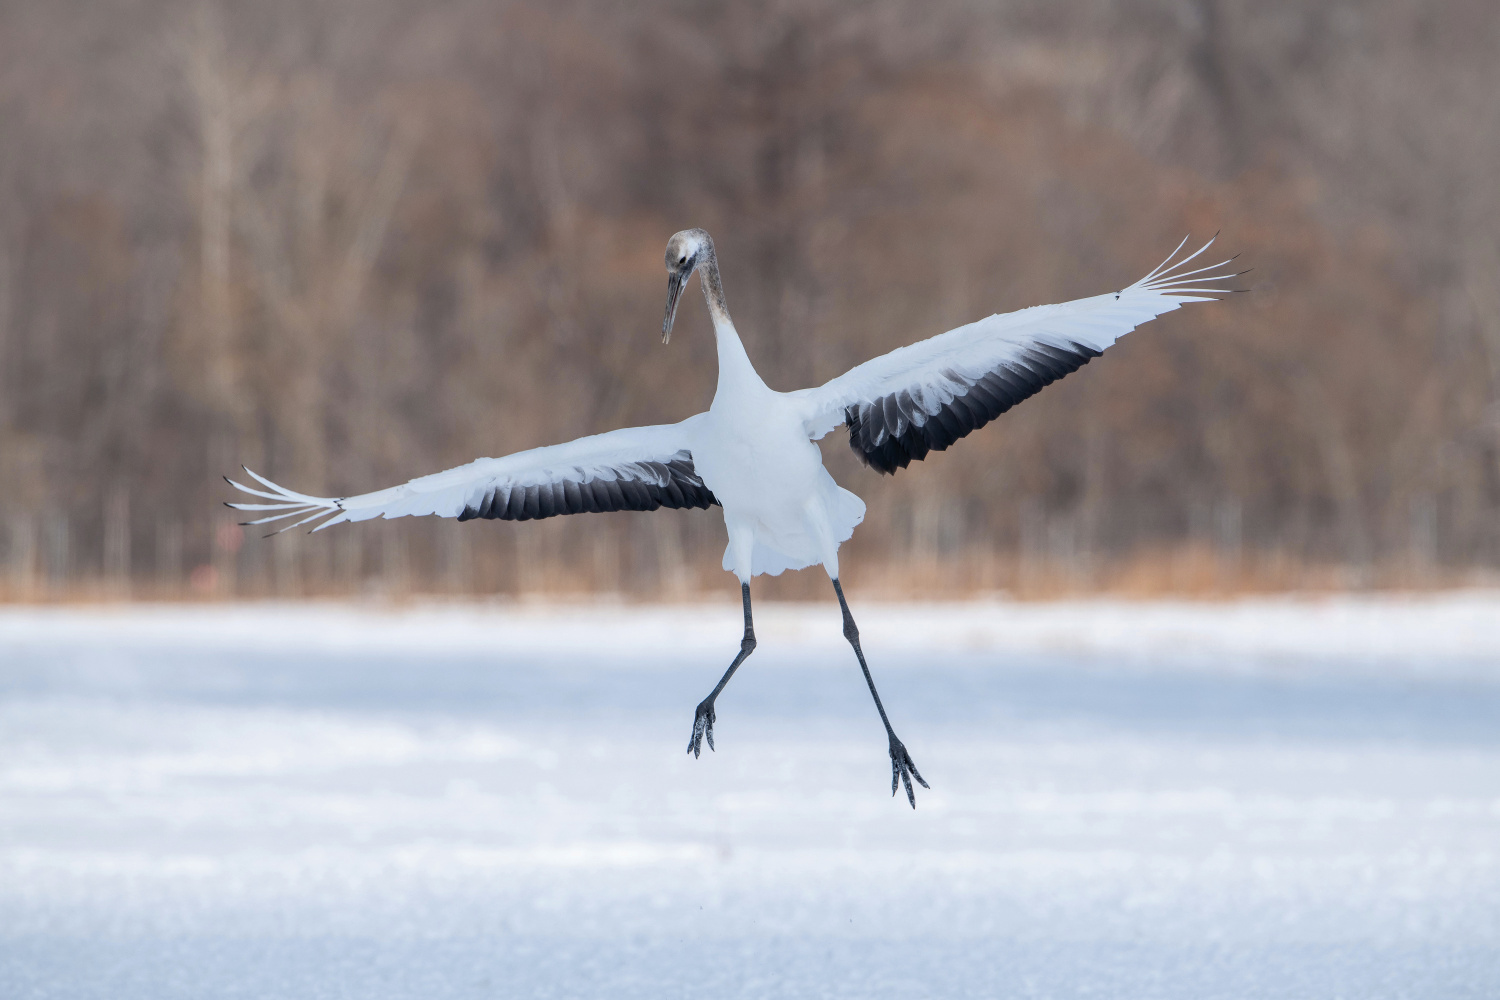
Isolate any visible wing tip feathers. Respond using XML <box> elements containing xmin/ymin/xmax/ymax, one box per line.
<box><xmin>1136</xmin><ymin>233</ymin><xmax>1244</xmax><ymax>300</ymax></box>
<box><xmin>224</xmin><ymin>466</ymin><xmax>348</xmax><ymax>537</ymax></box>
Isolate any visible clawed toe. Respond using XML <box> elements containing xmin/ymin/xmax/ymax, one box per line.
<box><xmin>888</xmin><ymin>736</ymin><xmax>929</xmax><ymax>808</ymax></box>
<box><xmin>687</xmin><ymin>699</ymin><xmax>716</xmax><ymax>758</ymax></box>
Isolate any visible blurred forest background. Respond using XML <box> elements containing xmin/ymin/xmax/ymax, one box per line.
<box><xmin>1</xmin><ymin>0</ymin><xmax>1498</xmax><ymax>601</ymax></box>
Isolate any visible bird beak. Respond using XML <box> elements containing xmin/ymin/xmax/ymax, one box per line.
<box><xmin>662</xmin><ymin>271</ymin><xmax>686</xmax><ymax>344</ymax></box>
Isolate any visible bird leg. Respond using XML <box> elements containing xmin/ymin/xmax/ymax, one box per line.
<box><xmin>687</xmin><ymin>581</ymin><xmax>757</xmax><ymax>757</ymax></box>
<box><xmin>832</xmin><ymin>578</ymin><xmax>929</xmax><ymax>808</ymax></box>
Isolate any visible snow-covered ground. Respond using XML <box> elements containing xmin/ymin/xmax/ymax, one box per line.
<box><xmin>2</xmin><ymin>594</ymin><xmax>1498</xmax><ymax>999</ymax></box>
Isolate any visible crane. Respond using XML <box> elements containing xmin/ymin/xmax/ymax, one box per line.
<box><xmin>228</xmin><ymin>230</ymin><xmax>1240</xmax><ymax>806</ymax></box>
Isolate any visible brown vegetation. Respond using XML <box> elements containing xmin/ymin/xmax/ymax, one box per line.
<box><xmin>0</xmin><ymin>0</ymin><xmax>1497</xmax><ymax>600</ymax></box>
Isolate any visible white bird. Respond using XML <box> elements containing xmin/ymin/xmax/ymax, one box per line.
<box><xmin>228</xmin><ymin>230</ymin><xmax>1241</xmax><ymax>806</ymax></box>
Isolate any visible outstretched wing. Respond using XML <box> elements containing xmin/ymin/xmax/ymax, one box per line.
<box><xmin>226</xmin><ymin>414</ymin><xmax>716</xmax><ymax>533</ymax></box>
<box><xmin>789</xmin><ymin>237</ymin><xmax>1242</xmax><ymax>473</ymax></box>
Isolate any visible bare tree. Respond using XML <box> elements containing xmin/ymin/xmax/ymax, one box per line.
<box><xmin>0</xmin><ymin>0</ymin><xmax>1498</xmax><ymax>597</ymax></box>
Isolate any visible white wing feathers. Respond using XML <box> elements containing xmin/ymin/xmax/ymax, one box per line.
<box><xmin>228</xmin><ymin>237</ymin><xmax>1238</xmax><ymax>531</ymax></box>
<box><xmin>226</xmin><ymin>415</ymin><xmax>716</xmax><ymax>534</ymax></box>
<box><xmin>789</xmin><ymin>236</ymin><xmax>1241</xmax><ymax>473</ymax></box>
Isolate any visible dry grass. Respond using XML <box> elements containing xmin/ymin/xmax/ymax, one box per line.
<box><xmin>1</xmin><ymin>545</ymin><xmax>1490</xmax><ymax>606</ymax></box>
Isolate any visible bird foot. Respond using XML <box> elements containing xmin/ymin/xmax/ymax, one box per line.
<box><xmin>687</xmin><ymin>698</ymin><xmax>716</xmax><ymax>757</ymax></box>
<box><xmin>889</xmin><ymin>735</ymin><xmax>929</xmax><ymax>808</ymax></box>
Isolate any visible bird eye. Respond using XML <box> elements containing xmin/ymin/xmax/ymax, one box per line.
<box><xmin>679</xmin><ymin>255</ymin><xmax>688</xmax><ymax>265</ymax></box>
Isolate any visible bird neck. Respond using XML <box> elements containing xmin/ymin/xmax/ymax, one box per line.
<box><xmin>700</xmin><ymin>256</ymin><xmax>766</xmax><ymax>394</ymax></box>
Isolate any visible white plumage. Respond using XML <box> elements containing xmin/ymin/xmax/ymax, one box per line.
<box><xmin>230</xmin><ymin>234</ymin><xmax>1234</xmax><ymax>575</ymax></box>
<box><xmin>228</xmin><ymin>229</ymin><xmax>1239</xmax><ymax>806</ymax></box>
<box><xmin>230</xmin><ymin>418</ymin><xmax>709</xmax><ymax>529</ymax></box>
<box><xmin>792</xmin><ymin>236</ymin><xmax>1235</xmax><ymax>444</ymax></box>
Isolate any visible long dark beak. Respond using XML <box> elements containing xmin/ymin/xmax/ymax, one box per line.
<box><xmin>662</xmin><ymin>271</ymin><xmax>686</xmax><ymax>344</ymax></box>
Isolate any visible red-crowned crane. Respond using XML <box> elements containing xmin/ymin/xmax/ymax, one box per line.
<box><xmin>228</xmin><ymin>231</ymin><xmax>1240</xmax><ymax>806</ymax></box>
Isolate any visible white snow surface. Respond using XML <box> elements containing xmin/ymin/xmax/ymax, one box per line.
<box><xmin>2</xmin><ymin>593</ymin><xmax>1499</xmax><ymax>998</ymax></box>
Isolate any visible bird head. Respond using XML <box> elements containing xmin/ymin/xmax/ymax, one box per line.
<box><xmin>662</xmin><ymin>228</ymin><xmax>713</xmax><ymax>344</ymax></box>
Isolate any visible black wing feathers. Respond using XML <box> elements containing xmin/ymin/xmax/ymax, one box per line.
<box><xmin>456</xmin><ymin>452</ymin><xmax>718</xmax><ymax>522</ymax></box>
<box><xmin>846</xmin><ymin>341</ymin><xmax>1102</xmax><ymax>474</ymax></box>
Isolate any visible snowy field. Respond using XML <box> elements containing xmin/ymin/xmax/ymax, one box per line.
<box><xmin>2</xmin><ymin>594</ymin><xmax>1499</xmax><ymax>999</ymax></box>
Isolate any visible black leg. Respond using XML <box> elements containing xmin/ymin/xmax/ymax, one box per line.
<box><xmin>687</xmin><ymin>581</ymin><xmax>757</xmax><ymax>757</ymax></box>
<box><xmin>833</xmin><ymin>578</ymin><xmax>929</xmax><ymax>807</ymax></box>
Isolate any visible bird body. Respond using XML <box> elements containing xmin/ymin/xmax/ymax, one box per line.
<box><xmin>695</xmin><ymin>327</ymin><xmax>865</xmax><ymax>580</ymax></box>
<box><xmin>229</xmin><ymin>228</ymin><xmax>1240</xmax><ymax>806</ymax></box>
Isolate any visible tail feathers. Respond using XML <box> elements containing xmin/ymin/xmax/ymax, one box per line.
<box><xmin>225</xmin><ymin>467</ymin><xmax>350</xmax><ymax>535</ymax></box>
